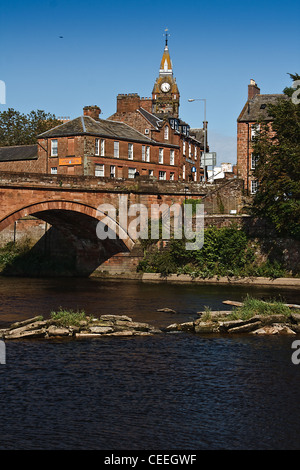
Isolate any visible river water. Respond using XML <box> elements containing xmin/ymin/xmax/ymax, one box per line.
<box><xmin>0</xmin><ymin>277</ymin><xmax>300</xmax><ymax>450</ymax></box>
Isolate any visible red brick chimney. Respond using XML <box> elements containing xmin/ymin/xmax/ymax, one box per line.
<box><xmin>83</xmin><ymin>105</ymin><xmax>101</xmax><ymax>120</ymax></box>
<box><xmin>117</xmin><ymin>94</ymin><xmax>141</xmax><ymax>113</ymax></box>
<box><xmin>248</xmin><ymin>79</ymin><xmax>260</xmax><ymax>100</ymax></box>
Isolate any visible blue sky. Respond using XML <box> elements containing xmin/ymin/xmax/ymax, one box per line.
<box><xmin>1</xmin><ymin>0</ymin><xmax>299</xmax><ymax>164</ymax></box>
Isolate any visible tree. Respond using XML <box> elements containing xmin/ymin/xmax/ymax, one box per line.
<box><xmin>0</xmin><ymin>108</ymin><xmax>62</xmax><ymax>146</ymax></box>
<box><xmin>250</xmin><ymin>74</ymin><xmax>300</xmax><ymax>240</ymax></box>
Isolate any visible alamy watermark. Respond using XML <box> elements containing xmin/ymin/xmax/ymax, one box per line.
<box><xmin>0</xmin><ymin>340</ymin><xmax>6</xmax><ymax>364</ymax></box>
<box><xmin>291</xmin><ymin>340</ymin><xmax>300</xmax><ymax>365</ymax></box>
<box><xmin>0</xmin><ymin>80</ymin><xmax>6</xmax><ymax>105</ymax></box>
<box><xmin>95</xmin><ymin>195</ymin><xmax>204</xmax><ymax>250</ymax></box>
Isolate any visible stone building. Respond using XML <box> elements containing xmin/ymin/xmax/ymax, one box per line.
<box><xmin>0</xmin><ymin>35</ymin><xmax>207</xmax><ymax>183</ymax></box>
<box><xmin>237</xmin><ymin>79</ymin><xmax>285</xmax><ymax>194</ymax></box>
<box><xmin>36</xmin><ymin>105</ymin><xmax>183</xmax><ymax>180</ymax></box>
<box><xmin>108</xmin><ymin>36</ymin><xmax>207</xmax><ymax>182</ymax></box>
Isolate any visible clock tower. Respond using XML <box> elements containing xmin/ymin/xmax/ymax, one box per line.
<box><xmin>152</xmin><ymin>30</ymin><xmax>180</xmax><ymax>118</ymax></box>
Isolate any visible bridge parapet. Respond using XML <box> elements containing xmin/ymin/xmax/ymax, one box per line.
<box><xmin>0</xmin><ymin>171</ymin><xmax>211</xmax><ymax>195</ymax></box>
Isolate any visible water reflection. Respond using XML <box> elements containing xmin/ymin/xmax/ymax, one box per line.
<box><xmin>0</xmin><ymin>277</ymin><xmax>300</xmax><ymax>449</ymax></box>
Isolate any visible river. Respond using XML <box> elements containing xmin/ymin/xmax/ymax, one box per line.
<box><xmin>0</xmin><ymin>277</ymin><xmax>300</xmax><ymax>450</ymax></box>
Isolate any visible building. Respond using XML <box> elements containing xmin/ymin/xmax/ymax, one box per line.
<box><xmin>108</xmin><ymin>36</ymin><xmax>207</xmax><ymax>182</ymax></box>
<box><xmin>0</xmin><ymin>144</ymin><xmax>41</xmax><ymax>173</ymax></box>
<box><xmin>0</xmin><ymin>35</ymin><xmax>208</xmax><ymax>182</ymax></box>
<box><xmin>37</xmin><ymin>105</ymin><xmax>180</xmax><ymax>180</ymax></box>
<box><xmin>237</xmin><ymin>79</ymin><xmax>285</xmax><ymax>194</ymax></box>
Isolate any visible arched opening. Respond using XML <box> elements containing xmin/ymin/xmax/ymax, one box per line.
<box><xmin>0</xmin><ymin>201</ymin><xmax>134</xmax><ymax>277</ymax></box>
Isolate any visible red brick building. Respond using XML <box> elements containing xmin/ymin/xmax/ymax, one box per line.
<box><xmin>0</xmin><ymin>36</ymin><xmax>207</xmax><ymax>182</ymax></box>
<box><xmin>36</xmin><ymin>105</ymin><xmax>182</xmax><ymax>180</ymax></box>
<box><xmin>108</xmin><ymin>36</ymin><xmax>207</xmax><ymax>182</ymax></box>
<box><xmin>237</xmin><ymin>79</ymin><xmax>285</xmax><ymax>194</ymax></box>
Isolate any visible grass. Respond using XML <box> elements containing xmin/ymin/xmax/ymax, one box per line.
<box><xmin>50</xmin><ymin>308</ymin><xmax>87</xmax><ymax>327</ymax></box>
<box><xmin>228</xmin><ymin>295</ymin><xmax>291</xmax><ymax>321</ymax></box>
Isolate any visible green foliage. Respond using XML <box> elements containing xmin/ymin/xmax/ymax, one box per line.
<box><xmin>50</xmin><ymin>308</ymin><xmax>87</xmax><ymax>327</ymax></box>
<box><xmin>0</xmin><ymin>108</ymin><xmax>62</xmax><ymax>146</ymax></box>
<box><xmin>228</xmin><ymin>295</ymin><xmax>291</xmax><ymax>320</ymax></box>
<box><xmin>183</xmin><ymin>198</ymin><xmax>203</xmax><ymax>215</ymax></box>
<box><xmin>137</xmin><ymin>223</ymin><xmax>290</xmax><ymax>279</ymax></box>
<box><xmin>0</xmin><ymin>238</ymin><xmax>32</xmax><ymax>267</ymax></box>
<box><xmin>250</xmin><ymin>74</ymin><xmax>300</xmax><ymax>240</ymax></box>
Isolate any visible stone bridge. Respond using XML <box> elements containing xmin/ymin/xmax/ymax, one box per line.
<box><xmin>0</xmin><ymin>172</ymin><xmax>244</xmax><ymax>276</ymax></box>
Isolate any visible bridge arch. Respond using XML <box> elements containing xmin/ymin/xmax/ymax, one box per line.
<box><xmin>0</xmin><ymin>200</ymin><xmax>135</xmax><ymax>276</ymax></box>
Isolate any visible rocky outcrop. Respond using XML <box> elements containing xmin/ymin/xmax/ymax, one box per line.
<box><xmin>168</xmin><ymin>311</ymin><xmax>300</xmax><ymax>335</ymax></box>
<box><xmin>0</xmin><ymin>314</ymin><xmax>162</xmax><ymax>340</ymax></box>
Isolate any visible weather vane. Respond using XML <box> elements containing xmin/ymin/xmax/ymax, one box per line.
<box><xmin>164</xmin><ymin>28</ymin><xmax>170</xmax><ymax>46</ymax></box>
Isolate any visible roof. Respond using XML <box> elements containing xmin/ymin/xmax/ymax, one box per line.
<box><xmin>238</xmin><ymin>93</ymin><xmax>288</xmax><ymax>122</ymax></box>
<box><xmin>38</xmin><ymin>115</ymin><xmax>155</xmax><ymax>144</ymax></box>
<box><xmin>0</xmin><ymin>144</ymin><xmax>38</xmax><ymax>162</ymax></box>
<box><xmin>189</xmin><ymin>128</ymin><xmax>205</xmax><ymax>145</ymax></box>
<box><xmin>138</xmin><ymin>108</ymin><xmax>162</xmax><ymax>129</ymax></box>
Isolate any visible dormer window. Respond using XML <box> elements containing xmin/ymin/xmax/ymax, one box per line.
<box><xmin>170</xmin><ymin>119</ymin><xmax>174</xmax><ymax>129</ymax></box>
<box><xmin>164</xmin><ymin>126</ymin><xmax>169</xmax><ymax>140</ymax></box>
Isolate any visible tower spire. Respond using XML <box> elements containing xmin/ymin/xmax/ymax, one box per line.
<box><xmin>159</xmin><ymin>29</ymin><xmax>173</xmax><ymax>76</ymax></box>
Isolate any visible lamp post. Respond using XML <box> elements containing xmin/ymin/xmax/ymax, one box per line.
<box><xmin>188</xmin><ymin>98</ymin><xmax>207</xmax><ymax>182</ymax></box>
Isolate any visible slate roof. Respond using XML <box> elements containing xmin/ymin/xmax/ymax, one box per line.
<box><xmin>38</xmin><ymin>115</ymin><xmax>154</xmax><ymax>144</ymax></box>
<box><xmin>0</xmin><ymin>144</ymin><xmax>38</xmax><ymax>161</ymax></box>
<box><xmin>138</xmin><ymin>108</ymin><xmax>162</xmax><ymax>129</ymax></box>
<box><xmin>238</xmin><ymin>93</ymin><xmax>288</xmax><ymax>122</ymax></box>
<box><xmin>189</xmin><ymin>128</ymin><xmax>205</xmax><ymax>145</ymax></box>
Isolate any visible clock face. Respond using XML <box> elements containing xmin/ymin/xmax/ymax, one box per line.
<box><xmin>161</xmin><ymin>82</ymin><xmax>170</xmax><ymax>93</ymax></box>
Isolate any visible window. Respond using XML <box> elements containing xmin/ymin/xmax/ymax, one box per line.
<box><xmin>128</xmin><ymin>143</ymin><xmax>133</xmax><ymax>160</ymax></box>
<box><xmin>95</xmin><ymin>138</ymin><xmax>100</xmax><ymax>156</ymax></box>
<box><xmin>195</xmin><ymin>146</ymin><xmax>197</xmax><ymax>159</ymax></box>
<box><xmin>114</xmin><ymin>141</ymin><xmax>119</xmax><ymax>158</ymax></box>
<box><xmin>50</xmin><ymin>167</ymin><xmax>57</xmax><ymax>174</ymax></box>
<box><xmin>159</xmin><ymin>148</ymin><xmax>164</xmax><ymax>164</ymax></box>
<box><xmin>164</xmin><ymin>126</ymin><xmax>169</xmax><ymax>140</ymax></box>
<box><xmin>183</xmin><ymin>164</ymin><xmax>186</xmax><ymax>180</ymax></box>
<box><xmin>251</xmin><ymin>180</ymin><xmax>259</xmax><ymax>194</ymax></box>
<box><xmin>251</xmin><ymin>154</ymin><xmax>259</xmax><ymax>170</ymax></box>
<box><xmin>251</xmin><ymin>124</ymin><xmax>260</xmax><ymax>140</ymax></box>
<box><xmin>149</xmin><ymin>169</ymin><xmax>154</xmax><ymax>176</ymax></box>
<box><xmin>170</xmin><ymin>119</ymin><xmax>174</xmax><ymax>129</ymax></box>
<box><xmin>159</xmin><ymin>171</ymin><xmax>166</xmax><ymax>180</ymax></box>
<box><xmin>95</xmin><ymin>164</ymin><xmax>104</xmax><ymax>177</ymax></box>
<box><xmin>142</xmin><ymin>146</ymin><xmax>145</xmax><ymax>161</ymax></box>
<box><xmin>170</xmin><ymin>149</ymin><xmax>175</xmax><ymax>165</ymax></box>
<box><xmin>128</xmin><ymin>167</ymin><xmax>136</xmax><ymax>179</ymax></box>
<box><xmin>189</xmin><ymin>143</ymin><xmax>192</xmax><ymax>158</ymax></box>
<box><xmin>146</xmin><ymin>146</ymin><xmax>150</xmax><ymax>162</ymax></box>
<box><xmin>110</xmin><ymin>165</ymin><xmax>116</xmax><ymax>178</ymax></box>
<box><xmin>100</xmin><ymin>139</ymin><xmax>105</xmax><ymax>156</ymax></box>
<box><xmin>183</xmin><ymin>139</ymin><xmax>186</xmax><ymax>155</ymax></box>
<box><xmin>170</xmin><ymin>172</ymin><xmax>175</xmax><ymax>181</ymax></box>
<box><xmin>51</xmin><ymin>139</ymin><xmax>58</xmax><ymax>156</ymax></box>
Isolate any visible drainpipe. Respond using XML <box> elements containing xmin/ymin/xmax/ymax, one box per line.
<box><xmin>247</xmin><ymin>123</ymin><xmax>250</xmax><ymax>195</ymax></box>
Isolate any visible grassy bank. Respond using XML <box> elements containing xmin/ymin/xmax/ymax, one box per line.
<box><xmin>137</xmin><ymin>224</ymin><xmax>298</xmax><ymax>279</ymax></box>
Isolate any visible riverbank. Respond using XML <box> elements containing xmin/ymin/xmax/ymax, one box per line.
<box><xmin>92</xmin><ymin>271</ymin><xmax>300</xmax><ymax>288</ymax></box>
